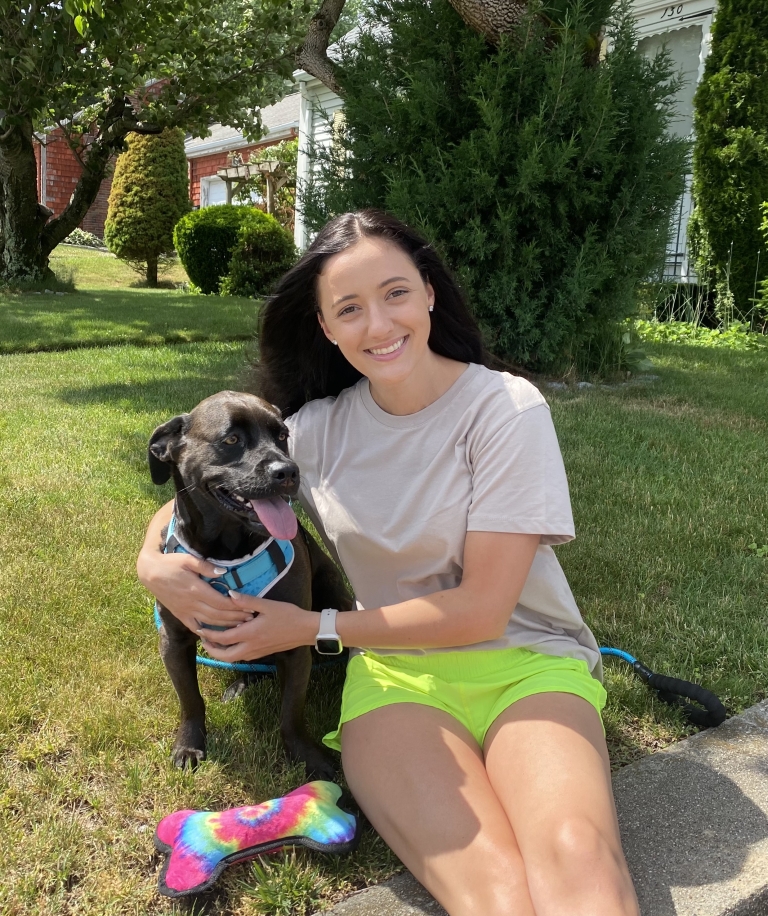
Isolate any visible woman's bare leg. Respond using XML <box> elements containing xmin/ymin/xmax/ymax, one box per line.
<box><xmin>484</xmin><ymin>693</ymin><xmax>639</xmax><ymax>916</ymax></box>
<box><xmin>341</xmin><ymin>702</ymin><xmax>537</xmax><ymax>916</ymax></box>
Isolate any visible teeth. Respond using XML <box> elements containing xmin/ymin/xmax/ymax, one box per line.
<box><xmin>369</xmin><ymin>337</ymin><xmax>405</xmax><ymax>356</ymax></box>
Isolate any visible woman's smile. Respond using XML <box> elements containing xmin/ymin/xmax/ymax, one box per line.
<box><xmin>365</xmin><ymin>335</ymin><xmax>409</xmax><ymax>360</ymax></box>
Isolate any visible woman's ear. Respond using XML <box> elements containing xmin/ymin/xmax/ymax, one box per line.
<box><xmin>425</xmin><ymin>281</ymin><xmax>435</xmax><ymax>310</ymax></box>
<box><xmin>317</xmin><ymin>311</ymin><xmax>335</xmax><ymax>343</ymax></box>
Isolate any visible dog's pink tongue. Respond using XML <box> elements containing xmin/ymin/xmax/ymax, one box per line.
<box><xmin>250</xmin><ymin>497</ymin><xmax>298</xmax><ymax>541</ymax></box>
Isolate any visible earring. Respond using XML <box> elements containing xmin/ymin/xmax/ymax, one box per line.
<box><xmin>331</xmin><ymin>339</ymin><xmax>338</xmax><ymax>345</ymax></box>
<box><xmin>428</xmin><ymin>306</ymin><xmax>434</xmax><ymax>313</ymax></box>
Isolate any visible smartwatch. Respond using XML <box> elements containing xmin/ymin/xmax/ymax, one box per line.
<box><xmin>315</xmin><ymin>608</ymin><xmax>343</xmax><ymax>655</ymax></box>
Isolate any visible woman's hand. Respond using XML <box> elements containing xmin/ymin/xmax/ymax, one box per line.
<box><xmin>136</xmin><ymin>500</ymin><xmax>255</xmax><ymax>632</ymax></box>
<box><xmin>196</xmin><ymin>592</ymin><xmax>319</xmax><ymax>661</ymax></box>
<box><xmin>137</xmin><ymin>546</ymin><xmax>255</xmax><ymax>631</ymax></box>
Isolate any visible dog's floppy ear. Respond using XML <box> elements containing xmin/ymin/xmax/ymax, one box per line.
<box><xmin>148</xmin><ymin>415</ymin><xmax>189</xmax><ymax>485</ymax></box>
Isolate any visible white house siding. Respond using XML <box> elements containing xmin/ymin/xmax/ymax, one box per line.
<box><xmin>294</xmin><ymin>77</ymin><xmax>345</xmax><ymax>250</ymax></box>
<box><xmin>632</xmin><ymin>0</ymin><xmax>716</xmax><ymax>282</ymax></box>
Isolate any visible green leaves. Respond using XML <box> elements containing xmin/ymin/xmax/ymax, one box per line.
<box><xmin>691</xmin><ymin>0</ymin><xmax>768</xmax><ymax>322</ymax></box>
<box><xmin>3</xmin><ymin>0</ymin><xmax>306</xmax><ymax>139</ymax></box>
<box><xmin>304</xmin><ymin>0</ymin><xmax>688</xmax><ymax>373</ymax></box>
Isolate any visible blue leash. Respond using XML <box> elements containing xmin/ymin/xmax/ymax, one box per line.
<box><xmin>599</xmin><ymin>646</ymin><xmax>726</xmax><ymax>728</ymax></box>
<box><xmin>153</xmin><ymin>606</ymin><xmax>343</xmax><ymax>675</ymax></box>
<box><xmin>149</xmin><ymin>609</ymin><xmax>725</xmax><ymax>724</ymax></box>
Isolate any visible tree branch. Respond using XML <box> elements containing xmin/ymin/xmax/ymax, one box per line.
<box><xmin>295</xmin><ymin>0</ymin><xmax>347</xmax><ymax>96</ymax></box>
<box><xmin>446</xmin><ymin>0</ymin><xmax>528</xmax><ymax>45</ymax></box>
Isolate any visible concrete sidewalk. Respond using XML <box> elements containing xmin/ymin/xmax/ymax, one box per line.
<box><xmin>317</xmin><ymin>700</ymin><xmax>768</xmax><ymax>916</ymax></box>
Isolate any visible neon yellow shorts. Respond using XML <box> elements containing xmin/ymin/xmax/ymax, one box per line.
<box><xmin>323</xmin><ymin>646</ymin><xmax>607</xmax><ymax>752</ymax></box>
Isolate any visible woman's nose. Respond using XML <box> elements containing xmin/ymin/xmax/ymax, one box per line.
<box><xmin>366</xmin><ymin>302</ymin><xmax>395</xmax><ymax>338</ymax></box>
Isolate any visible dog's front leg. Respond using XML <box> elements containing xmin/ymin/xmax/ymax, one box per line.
<box><xmin>274</xmin><ymin>647</ymin><xmax>337</xmax><ymax>781</ymax></box>
<box><xmin>158</xmin><ymin>608</ymin><xmax>207</xmax><ymax>769</ymax></box>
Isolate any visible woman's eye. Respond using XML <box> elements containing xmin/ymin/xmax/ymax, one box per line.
<box><xmin>389</xmin><ymin>288</ymin><xmax>408</xmax><ymax>298</ymax></box>
<box><xmin>223</xmin><ymin>435</ymin><xmax>239</xmax><ymax>445</ymax></box>
<box><xmin>338</xmin><ymin>304</ymin><xmax>357</xmax><ymax>316</ymax></box>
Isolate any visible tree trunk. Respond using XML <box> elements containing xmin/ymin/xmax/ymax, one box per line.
<box><xmin>295</xmin><ymin>0</ymin><xmax>544</xmax><ymax>96</ymax></box>
<box><xmin>295</xmin><ymin>0</ymin><xmax>348</xmax><ymax>97</ymax></box>
<box><xmin>0</xmin><ymin>95</ymin><xmax>156</xmax><ymax>286</ymax></box>
<box><xmin>146</xmin><ymin>254</ymin><xmax>158</xmax><ymax>287</ymax></box>
<box><xmin>0</xmin><ymin>118</ymin><xmax>55</xmax><ymax>283</ymax></box>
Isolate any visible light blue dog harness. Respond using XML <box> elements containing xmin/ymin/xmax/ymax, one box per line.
<box><xmin>163</xmin><ymin>512</ymin><xmax>295</xmax><ymax>599</ymax></box>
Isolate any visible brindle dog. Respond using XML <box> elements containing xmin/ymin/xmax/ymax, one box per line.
<box><xmin>148</xmin><ymin>390</ymin><xmax>351</xmax><ymax>779</ymax></box>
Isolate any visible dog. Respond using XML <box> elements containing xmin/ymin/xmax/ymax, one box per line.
<box><xmin>147</xmin><ymin>390</ymin><xmax>352</xmax><ymax>779</ymax></box>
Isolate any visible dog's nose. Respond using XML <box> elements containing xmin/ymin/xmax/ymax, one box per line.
<box><xmin>267</xmin><ymin>460</ymin><xmax>299</xmax><ymax>488</ymax></box>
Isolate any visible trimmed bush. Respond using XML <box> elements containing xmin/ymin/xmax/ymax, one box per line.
<box><xmin>104</xmin><ymin>128</ymin><xmax>190</xmax><ymax>286</ymax></box>
<box><xmin>690</xmin><ymin>0</ymin><xmax>768</xmax><ymax>323</ymax></box>
<box><xmin>174</xmin><ymin>205</ymin><xmax>267</xmax><ymax>295</ymax></box>
<box><xmin>219</xmin><ymin>214</ymin><xmax>297</xmax><ymax>298</ymax></box>
<box><xmin>303</xmin><ymin>0</ymin><xmax>689</xmax><ymax>374</ymax></box>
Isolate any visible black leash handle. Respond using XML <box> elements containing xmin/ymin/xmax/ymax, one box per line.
<box><xmin>628</xmin><ymin>658</ymin><xmax>727</xmax><ymax>728</ymax></box>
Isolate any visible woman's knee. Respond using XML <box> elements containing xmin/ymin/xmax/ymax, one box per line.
<box><xmin>528</xmin><ymin>816</ymin><xmax>637</xmax><ymax>912</ymax></box>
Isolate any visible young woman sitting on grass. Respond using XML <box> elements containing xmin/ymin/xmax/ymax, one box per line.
<box><xmin>137</xmin><ymin>209</ymin><xmax>639</xmax><ymax>916</ymax></box>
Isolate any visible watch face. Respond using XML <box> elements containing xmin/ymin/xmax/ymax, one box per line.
<box><xmin>316</xmin><ymin>637</ymin><xmax>343</xmax><ymax>655</ymax></box>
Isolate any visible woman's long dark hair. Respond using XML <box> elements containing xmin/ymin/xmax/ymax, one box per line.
<box><xmin>253</xmin><ymin>209</ymin><xmax>488</xmax><ymax>416</ymax></box>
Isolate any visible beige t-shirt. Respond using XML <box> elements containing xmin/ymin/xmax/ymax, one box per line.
<box><xmin>286</xmin><ymin>362</ymin><xmax>602</xmax><ymax>678</ymax></box>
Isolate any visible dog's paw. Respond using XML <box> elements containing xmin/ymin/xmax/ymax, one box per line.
<box><xmin>222</xmin><ymin>677</ymin><xmax>250</xmax><ymax>703</ymax></box>
<box><xmin>172</xmin><ymin>721</ymin><xmax>206</xmax><ymax>769</ymax></box>
<box><xmin>171</xmin><ymin>746</ymin><xmax>206</xmax><ymax>770</ymax></box>
<box><xmin>286</xmin><ymin>737</ymin><xmax>338</xmax><ymax>783</ymax></box>
<box><xmin>305</xmin><ymin>756</ymin><xmax>339</xmax><ymax>783</ymax></box>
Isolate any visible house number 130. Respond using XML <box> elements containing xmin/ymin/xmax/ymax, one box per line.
<box><xmin>660</xmin><ymin>4</ymin><xmax>684</xmax><ymax>17</ymax></box>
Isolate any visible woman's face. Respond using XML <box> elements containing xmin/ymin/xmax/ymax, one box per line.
<box><xmin>316</xmin><ymin>237</ymin><xmax>435</xmax><ymax>387</ymax></box>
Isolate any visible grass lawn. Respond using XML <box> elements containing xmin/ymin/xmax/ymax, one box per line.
<box><xmin>0</xmin><ymin>246</ymin><xmax>260</xmax><ymax>353</ymax></box>
<box><xmin>0</xmin><ymin>324</ymin><xmax>766</xmax><ymax>913</ymax></box>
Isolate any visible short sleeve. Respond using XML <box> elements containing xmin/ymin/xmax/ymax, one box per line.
<box><xmin>283</xmin><ymin>399</ymin><xmax>340</xmax><ymax>563</ymax></box>
<box><xmin>467</xmin><ymin>403</ymin><xmax>575</xmax><ymax>545</ymax></box>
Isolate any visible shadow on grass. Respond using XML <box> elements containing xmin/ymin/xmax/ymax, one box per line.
<box><xmin>0</xmin><ymin>288</ymin><xmax>258</xmax><ymax>354</ymax></box>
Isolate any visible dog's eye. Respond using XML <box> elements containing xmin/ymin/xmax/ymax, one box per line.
<box><xmin>278</xmin><ymin>432</ymin><xmax>287</xmax><ymax>441</ymax></box>
<box><xmin>223</xmin><ymin>434</ymin><xmax>239</xmax><ymax>445</ymax></box>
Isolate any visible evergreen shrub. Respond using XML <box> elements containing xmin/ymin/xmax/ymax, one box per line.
<box><xmin>174</xmin><ymin>205</ymin><xmax>264</xmax><ymax>295</ymax></box>
<box><xmin>104</xmin><ymin>128</ymin><xmax>190</xmax><ymax>286</ymax></box>
<box><xmin>303</xmin><ymin>0</ymin><xmax>689</xmax><ymax>373</ymax></box>
<box><xmin>690</xmin><ymin>0</ymin><xmax>768</xmax><ymax>323</ymax></box>
<box><xmin>219</xmin><ymin>213</ymin><xmax>297</xmax><ymax>298</ymax></box>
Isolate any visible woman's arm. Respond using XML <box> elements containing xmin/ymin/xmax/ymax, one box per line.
<box><xmin>136</xmin><ymin>500</ymin><xmax>254</xmax><ymax>631</ymax></box>
<box><xmin>196</xmin><ymin>531</ymin><xmax>540</xmax><ymax>660</ymax></box>
<box><xmin>338</xmin><ymin>531</ymin><xmax>540</xmax><ymax>649</ymax></box>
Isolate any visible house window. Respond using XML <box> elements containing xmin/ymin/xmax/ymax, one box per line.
<box><xmin>200</xmin><ymin>175</ymin><xmax>228</xmax><ymax>207</ymax></box>
<box><xmin>638</xmin><ymin>23</ymin><xmax>704</xmax><ymax>138</ymax></box>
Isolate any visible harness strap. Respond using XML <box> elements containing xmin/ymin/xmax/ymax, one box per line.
<box><xmin>266</xmin><ymin>539</ymin><xmax>288</xmax><ymax>574</ymax></box>
<box><xmin>164</xmin><ymin>512</ymin><xmax>294</xmax><ymax>599</ymax></box>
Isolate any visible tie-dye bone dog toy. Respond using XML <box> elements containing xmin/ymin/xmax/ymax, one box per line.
<box><xmin>154</xmin><ymin>781</ymin><xmax>359</xmax><ymax>897</ymax></box>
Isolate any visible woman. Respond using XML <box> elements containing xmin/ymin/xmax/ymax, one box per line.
<box><xmin>137</xmin><ymin>210</ymin><xmax>639</xmax><ymax>916</ymax></box>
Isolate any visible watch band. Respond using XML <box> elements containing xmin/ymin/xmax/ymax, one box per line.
<box><xmin>315</xmin><ymin>608</ymin><xmax>343</xmax><ymax>655</ymax></box>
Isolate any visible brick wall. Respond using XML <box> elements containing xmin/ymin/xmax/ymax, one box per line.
<box><xmin>34</xmin><ymin>129</ymin><xmax>113</xmax><ymax>238</ymax></box>
<box><xmin>33</xmin><ymin>123</ymin><xmax>298</xmax><ymax>236</ymax></box>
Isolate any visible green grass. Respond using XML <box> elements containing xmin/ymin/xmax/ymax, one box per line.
<box><xmin>0</xmin><ymin>246</ymin><xmax>260</xmax><ymax>353</ymax></box>
<box><xmin>0</xmin><ymin>342</ymin><xmax>397</xmax><ymax>915</ymax></box>
<box><xmin>0</xmin><ymin>326</ymin><xmax>766</xmax><ymax>913</ymax></box>
<box><xmin>555</xmin><ymin>342</ymin><xmax>768</xmax><ymax>765</ymax></box>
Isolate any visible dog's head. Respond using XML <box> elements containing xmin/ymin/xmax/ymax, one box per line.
<box><xmin>148</xmin><ymin>391</ymin><xmax>299</xmax><ymax>540</ymax></box>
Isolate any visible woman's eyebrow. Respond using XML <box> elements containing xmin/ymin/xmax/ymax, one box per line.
<box><xmin>333</xmin><ymin>277</ymin><xmax>411</xmax><ymax>307</ymax></box>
